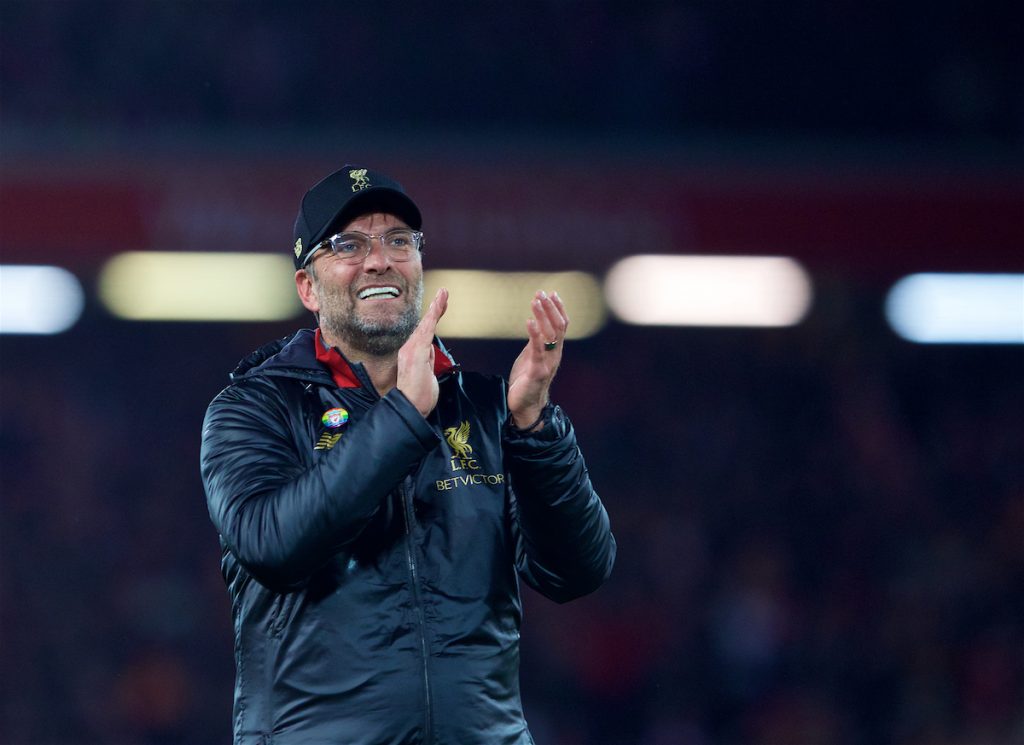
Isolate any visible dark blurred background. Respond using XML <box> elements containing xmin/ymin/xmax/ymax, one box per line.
<box><xmin>1</xmin><ymin>2</ymin><xmax>1022</xmax><ymax>744</ymax></box>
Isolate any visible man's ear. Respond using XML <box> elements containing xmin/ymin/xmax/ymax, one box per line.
<box><xmin>295</xmin><ymin>269</ymin><xmax>320</xmax><ymax>313</ymax></box>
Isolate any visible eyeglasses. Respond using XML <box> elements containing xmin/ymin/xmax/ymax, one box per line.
<box><xmin>306</xmin><ymin>228</ymin><xmax>424</xmax><ymax>267</ymax></box>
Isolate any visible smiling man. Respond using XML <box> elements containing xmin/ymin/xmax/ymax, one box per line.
<box><xmin>200</xmin><ymin>165</ymin><xmax>616</xmax><ymax>744</ymax></box>
<box><xmin>299</xmin><ymin>211</ymin><xmax>424</xmax><ymax>359</ymax></box>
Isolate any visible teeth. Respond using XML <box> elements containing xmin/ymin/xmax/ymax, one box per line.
<box><xmin>358</xmin><ymin>286</ymin><xmax>400</xmax><ymax>300</ymax></box>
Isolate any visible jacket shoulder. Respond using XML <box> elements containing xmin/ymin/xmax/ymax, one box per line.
<box><xmin>229</xmin><ymin>328</ymin><xmax>325</xmax><ymax>382</ymax></box>
<box><xmin>202</xmin><ymin>374</ymin><xmax>300</xmax><ymax>451</ymax></box>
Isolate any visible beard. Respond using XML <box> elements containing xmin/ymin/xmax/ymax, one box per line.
<box><xmin>317</xmin><ymin>272</ymin><xmax>424</xmax><ymax>357</ymax></box>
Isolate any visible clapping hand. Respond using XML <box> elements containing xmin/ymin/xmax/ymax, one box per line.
<box><xmin>507</xmin><ymin>290</ymin><xmax>569</xmax><ymax>431</ymax></box>
<box><xmin>397</xmin><ymin>288</ymin><xmax>449</xmax><ymax>417</ymax></box>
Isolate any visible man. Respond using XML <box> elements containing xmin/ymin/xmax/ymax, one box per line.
<box><xmin>200</xmin><ymin>165</ymin><xmax>616</xmax><ymax>744</ymax></box>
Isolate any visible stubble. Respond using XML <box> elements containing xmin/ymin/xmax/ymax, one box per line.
<box><xmin>317</xmin><ymin>272</ymin><xmax>425</xmax><ymax>357</ymax></box>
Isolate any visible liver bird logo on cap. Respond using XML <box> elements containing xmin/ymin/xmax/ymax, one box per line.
<box><xmin>349</xmin><ymin>169</ymin><xmax>370</xmax><ymax>191</ymax></box>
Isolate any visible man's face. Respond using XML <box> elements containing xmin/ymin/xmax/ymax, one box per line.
<box><xmin>297</xmin><ymin>212</ymin><xmax>424</xmax><ymax>356</ymax></box>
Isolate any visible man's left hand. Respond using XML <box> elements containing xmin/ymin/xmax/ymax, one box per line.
<box><xmin>507</xmin><ymin>290</ymin><xmax>569</xmax><ymax>431</ymax></box>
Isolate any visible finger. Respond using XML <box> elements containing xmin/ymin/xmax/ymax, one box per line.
<box><xmin>521</xmin><ymin>317</ymin><xmax>541</xmax><ymax>353</ymax></box>
<box><xmin>537</xmin><ymin>290</ymin><xmax>567</xmax><ymax>335</ymax></box>
<box><xmin>527</xmin><ymin>316</ymin><xmax>563</xmax><ymax>364</ymax></box>
<box><xmin>417</xmin><ymin>287</ymin><xmax>448</xmax><ymax>338</ymax></box>
<box><xmin>549</xmin><ymin>291</ymin><xmax>570</xmax><ymax>330</ymax></box>
<box><xmin>432</xmin><ymin>287</ymin><xmax>449</xmax><ymax>320</ymax></box>
<box><xmin>532</xmin><ymin>294</ymin><xmax>559</xmax><ymax>344</ymax></box>
<box><xmin>526</xmin><ymin>317</ymin><xmax>541</xmax><ymax>342</ymax></box>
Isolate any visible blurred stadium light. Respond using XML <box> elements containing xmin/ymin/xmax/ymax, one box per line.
<box><xmin>98</xmin><ymin>252</ymin><xmax>301</xmax><ymax>321</ymax></box>
<box><xmin>0</xmin><ymin>265</ymin><xmax>85</xmax><ymax>334</ymax></box>
<box><xmin>885</xmin><ymin>273</ymin><xmax>1024</xmax><ymax>344</ymax></box>
<box><xmin>604</xmin><ymin>255</ymin><xmax>813</xmax><ymax>327</ymax></box>
<box><xmin>423</xmin><ymin>270</ymin><xmax>604</xmax><ymax>339</ymax></box>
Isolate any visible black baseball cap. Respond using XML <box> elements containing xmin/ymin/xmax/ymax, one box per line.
<box><xmin>292</xmin><ymin>165</ymin><xmax>422</xmax><ymax>269</ymax></box>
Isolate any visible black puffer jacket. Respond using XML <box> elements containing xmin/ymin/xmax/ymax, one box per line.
<box><xmin>200</xmin><ymin>329</ymin><xmax>616</xmax><ymax>744</ymax></box>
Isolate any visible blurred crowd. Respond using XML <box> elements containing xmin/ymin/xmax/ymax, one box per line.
<box><xmin>2</xmin><ymin>298</ymin><xmax>1021</xmax><ymax>744</ymax></box>
<box><xmin>1</xmin><ymin>0</ymin><xmax>1018</xmax><ymax>145</ymax></box>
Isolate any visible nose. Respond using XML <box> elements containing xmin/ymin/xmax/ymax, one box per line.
<box><xmin>361</xmin><ymin>237</ymin><xmax>392</xmax><ymax>272</ymax></box>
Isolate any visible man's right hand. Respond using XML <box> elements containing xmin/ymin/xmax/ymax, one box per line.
<box><xmin>397</xmin><ymin>288</ymin><xmax>449</xmax><ymax>417</ymax></box>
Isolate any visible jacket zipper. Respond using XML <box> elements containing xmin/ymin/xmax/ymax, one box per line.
<box><xmin>400</xmin><ymin>478</ymin><xmax>433</xmax><ymax>743</ymax></box>
<box><xmin>347</xmin><ymin>358</ymin><xmax>437</xmax><ymax>741</ymax></box>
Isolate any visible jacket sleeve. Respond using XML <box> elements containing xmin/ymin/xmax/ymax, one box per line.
<box><xmin>504</xmin><ymin>404</ymin><xmax>616</xmax><ymax>603</ymax></box>
<box><xmin>200</xmin><ymin>378</ymin><xmax>441</xmax><ymax>591</ymax></box>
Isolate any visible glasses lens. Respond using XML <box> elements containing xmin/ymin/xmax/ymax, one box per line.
<box><xmin>331</xmin><ymin>234</ymin><xmax>371</xmax><ymax>263</ymax></box>
<box><xmin>382</xmin><ymin>229</ymin><xmax>418</xmax><ymax>261</ymax></box>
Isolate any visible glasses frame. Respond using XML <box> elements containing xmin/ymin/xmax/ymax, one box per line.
<box><xmin>304</xmin><ymin>228</ymin><xmax>424</xmax><ymax>268</ymax></box>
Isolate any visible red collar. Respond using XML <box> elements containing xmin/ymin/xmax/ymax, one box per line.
<box><xmin>314</xmin><ymin>329</ymin><xmax>361</xmax><ymax>388</ymax></box>
<box><xmin>314</xmin><ymin>328</ymin><xmax>455</xmax><ymax>389</ymax></box>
